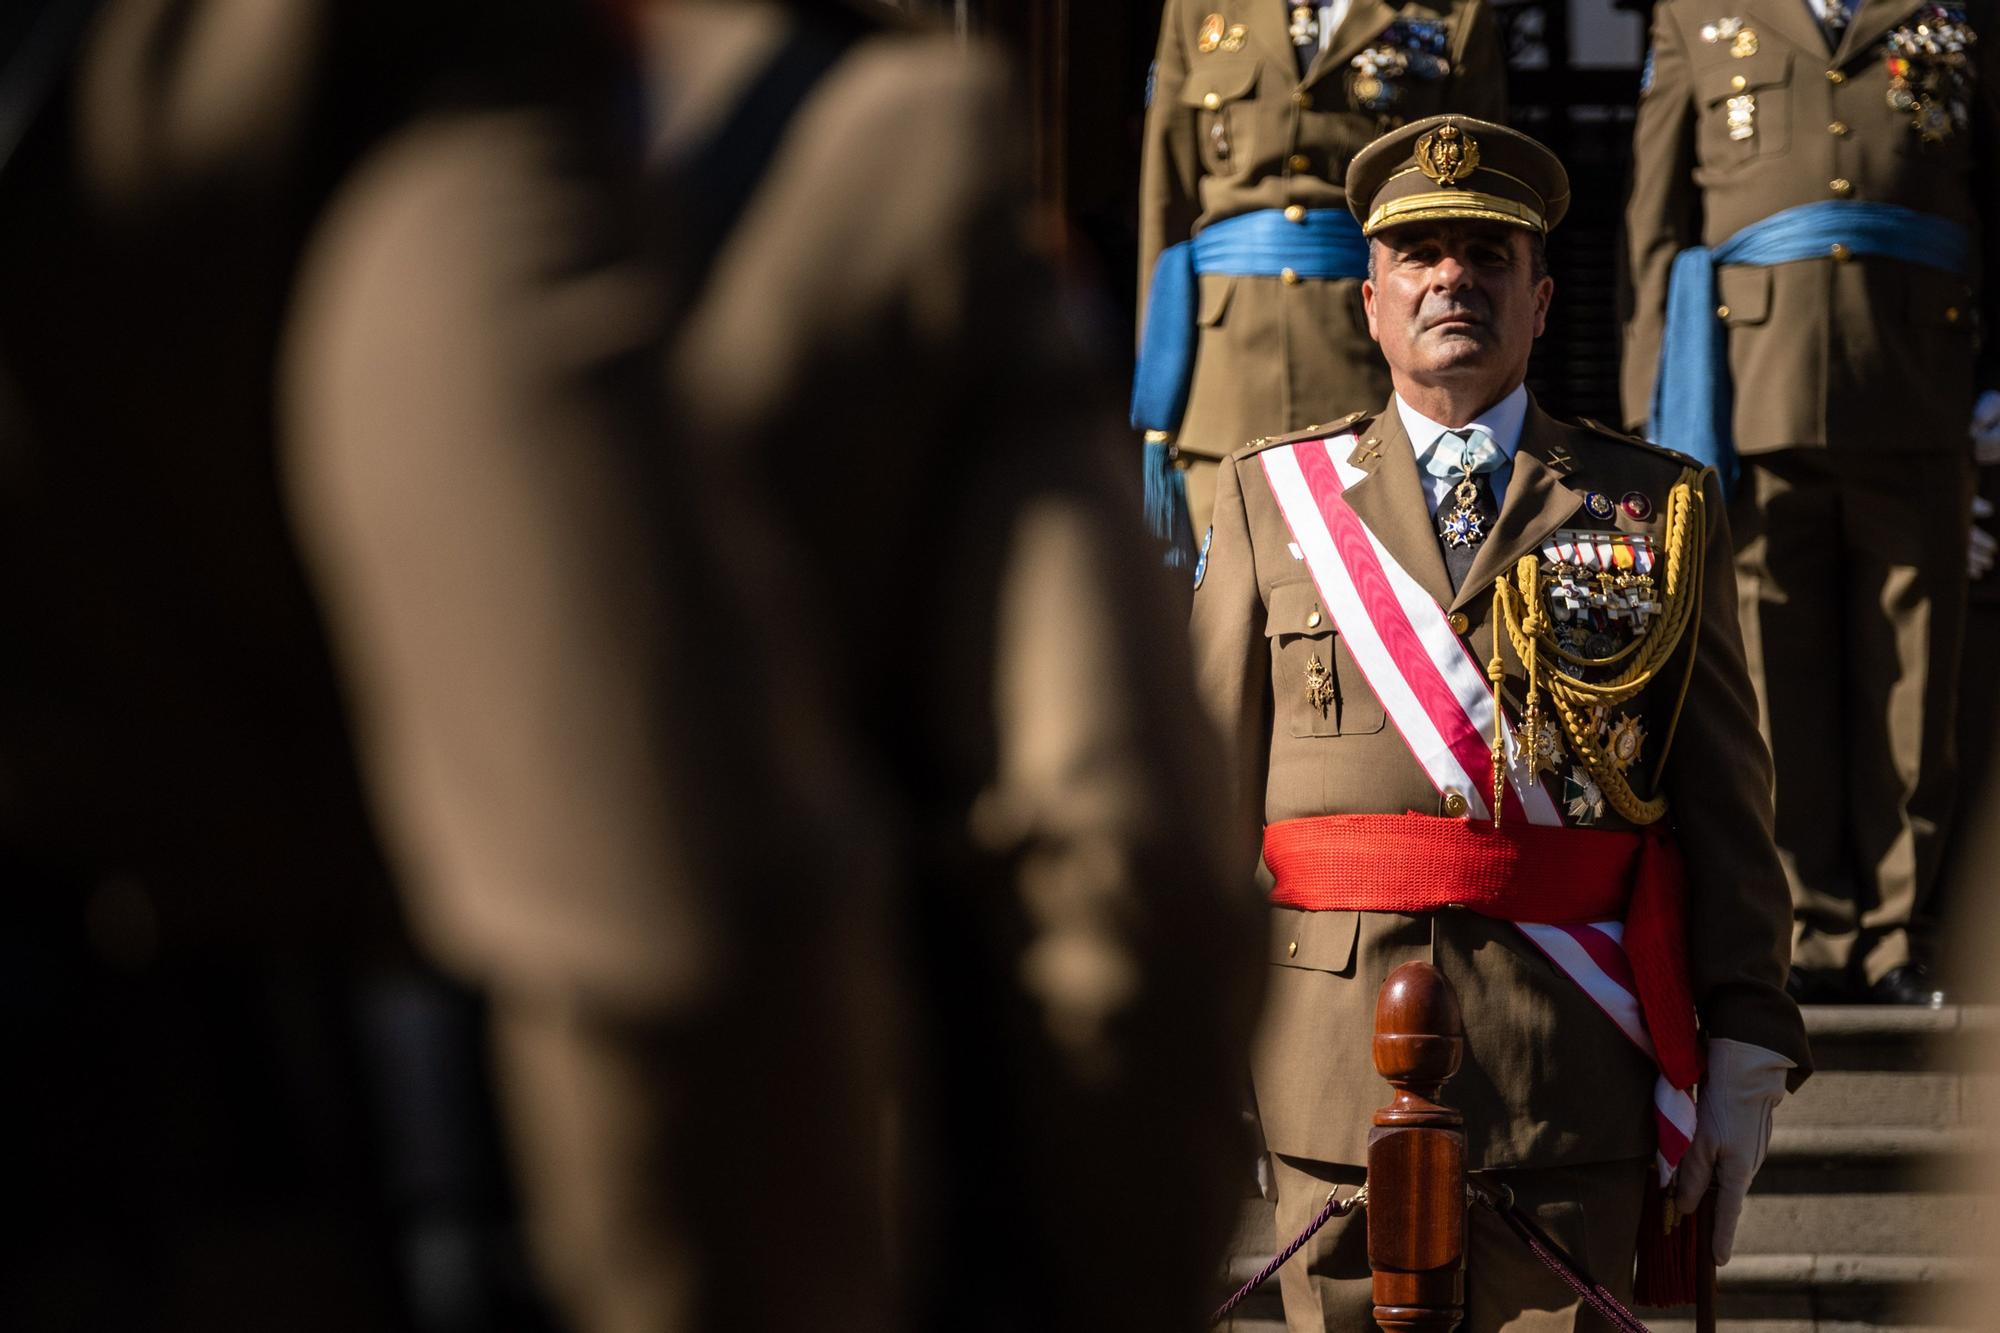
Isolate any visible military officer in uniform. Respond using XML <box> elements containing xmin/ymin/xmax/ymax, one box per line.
<box><xmin>1136</xmin><ymin>0</ymin><xmax>1507</xmax><ymax>565</ymax></box>
<box><xmin>1193</xmin><ymin>117</ymin><xmax>1811</xmax><ymax>1329</ymax></box>
<box><xmin>1622</xmin><ymin>0</ymin><xmax>1998</xmax><ymax>1003</ymax></box>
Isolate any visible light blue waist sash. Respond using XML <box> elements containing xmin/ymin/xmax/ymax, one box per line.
<box><xmin>1135</xmin><ymin>208</ymin><xmax>1369</xmax><ymax>567</ymax></box>
<box><xmin>1648</xmin><ymin>201</ymin><xmax>1971</xmax><ymax>493</ymax></box>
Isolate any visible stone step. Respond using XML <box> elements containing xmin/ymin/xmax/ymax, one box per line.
<box><xmin>1218</xmin><ymin>1252</ymin><xmax>1979</xmax><ymax>1332</ymax></box>
<box><xmin>1766</xmin><ymin>1125</ymin><xmax>1986</xmax><ymax>1161</ymax></box>
<box><xmin>1788</xmin><ymin>1005</ymin><xmax>1998</xmax><ymax>1131</ymax></box>
<box><xmin>1221</xmin><ymin>1237</ymin><xmax>1980</xmax><ymax>1330</ymax></box>
<box><xmin>1645</xmin><ymin>1257</ymin><xmax>1978</xmax><ymax>1333</ymax></box>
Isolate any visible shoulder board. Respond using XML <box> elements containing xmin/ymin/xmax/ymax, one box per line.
<box><xmin>1229</xmin><ymin>410</ymin><xmax>1375</xmax><ymax>461</ymax></box>
<box><xmin>1574</xmin><ymin>417</ymin><xmax>1706</xmax><ymax>471</ymax></box>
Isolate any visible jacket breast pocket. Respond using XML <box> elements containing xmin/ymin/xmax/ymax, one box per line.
<box><xmin>1696</xmin><ymin>50</ymin><xmax>1792</xmax><ymax>168</ymax></box>
<box><xmin>1181</xmin><ymin>57</ymin><xmax>1262</xmax><ymax>173</ymax></box>
<box><xmin>1266</xmin><ymin>580</ymin><xmax>1386</xmax><ymax>738</ymax></box>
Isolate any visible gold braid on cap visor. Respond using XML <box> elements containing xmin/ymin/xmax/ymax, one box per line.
<box><xmin>1364</xmin><ymin>191</ymin><xmax>1546</xmax><ymax>234</ymax></box>
<box><xmin>1361</xmin><ymin>163</ymin><xmax>1552</xmax><ymax>235</ymax></box>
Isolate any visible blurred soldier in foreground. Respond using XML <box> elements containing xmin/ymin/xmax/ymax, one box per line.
<box><xmin>291</xmin><ymin>1</ymin><xmax>1264</xmax><ymax>1330</ymax></box>
<box><xmin>1136</xmin><ymin>0</ymin><xmax>1506</xmax><ymax>566</ymax></box>
<box><xmin>1193</xmin><ymin>116</ymin><xmax>1809</xmax><ymax>1330</ymax></box>
<box><xmin>0</xmin><ymin>0</ymin><xmax>640</xmax><ymax>1326</ymax></box>
<box><xmin>1622</xmin><ymin>0</ymin><xmax>1999</xmax><ymax>1004</ymax></box>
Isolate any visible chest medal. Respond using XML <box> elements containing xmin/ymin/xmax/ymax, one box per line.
<box><xmin>1884</xmin><ymin>5</ymin><xmax>1977</xmax><ymax>144</ymax></box>
<box><xmin>1485</xmin><ymin>472</ymin><xmax>1706</xmax><ymax>830</ymax></box>
<box><xmin>1291</xmin><ymin>4</ymin><xmax>1321</xmax><ymax>46</ymax></box>
<box><xmin>1349</xmin><ymin>19</ymin><xmax>1453</xmax><ymax>112</ymax></box>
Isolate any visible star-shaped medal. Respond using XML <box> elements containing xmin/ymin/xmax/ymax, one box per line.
<box><xmin>1440</xmin><ymin>507</ymin><xmax>1485</xmax><ymax>548</ymax></box>
<box><xmin>1529</xmin><ymin>713</ymin><xmax>1564</xmax><ymax>777</ymax></box>
<box><xmin>1605</xmin><ymin>714</ymin><xmax>1646</xmax><ymax>773</ymax></box>
<box><xmin>1564</xmin><ymin>765</ymin><xmax>1606</xmax><ymax>824</ymax></box>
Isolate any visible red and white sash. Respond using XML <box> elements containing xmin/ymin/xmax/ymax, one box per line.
<box><xmin>1259</xmin><ymin>435</ymin><xmax>1697</xmax><ymax>1181</ymax></box>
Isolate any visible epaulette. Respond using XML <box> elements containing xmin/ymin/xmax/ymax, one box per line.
<box><xmin>1576</xmin><ymin>416</ymin><xmax>1705</xmax><ymax>471</ymax></box>
<box><xmin>1227</xmin><ymin>410</ymin><xmax>1375</xmax><ymax>461</ymax></box>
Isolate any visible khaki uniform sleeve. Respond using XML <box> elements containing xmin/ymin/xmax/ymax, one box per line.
<box><xmin>1660</xmin><ymin>470</ymin><xmax>1811</xmax><ymax>1083</ymax></box>
<box><xmin>1138</xmin><ymin>0</ymin><xmax>1200</xmax><ymax>337</ymax></box>
<box><xmin>1620</xmin><ymin>0</ymin><xmax>1701</xmax><ymax>434</ymax></box>
<box><xmin>281</xmin><ymin>111</ymin><xmax>718</xmax><ymax>1013</ymax></box>
<box><xmin>1447</xmin><ymin>0</ymin><xmax>1509</xmax><ymax>123</ymax></box>
<box><xmin>1189</xmin><ymin>456</ymin><xmax>1272</xmax><ymax>875</ymax></box>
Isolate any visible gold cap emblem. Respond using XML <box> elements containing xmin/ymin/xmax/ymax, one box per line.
<box><xmin>1415</xmin><ymin>123</ymin><xmax>1482</xmax><ymax>186</ymax></box>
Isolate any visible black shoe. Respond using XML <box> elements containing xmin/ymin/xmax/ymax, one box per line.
<box><xmin>1785</xmin><ymin>965</ymin><xmax>1855</xmax><ymax>1004</ymax></box>
<box><xmin>1868</xmin><ymin>963</ymin><xmax>1946</xmax><ymax>1008</ymax></box>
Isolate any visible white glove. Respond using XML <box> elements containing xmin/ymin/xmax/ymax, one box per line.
<box><xmin>1972</xmin><ymin>514</ymin><xmax>1998</xmax><ymax>580</ymax></box>
<box><xmin>1973</xmin><ymin>390</ymin><xmax>2000</xmax><ymax>464</ymax></box>
<box><xmin>1673</xmin><ymin>1037</ymin><xmax>1796</xmax><ymax>1265</ymax></box>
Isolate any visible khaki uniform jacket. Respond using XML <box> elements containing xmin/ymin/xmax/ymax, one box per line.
<box><xmin>1192</xmin><ymin>396</ymin><xmax>1811</xmax><ymax>1168</ymax></box>
<box><xmin>1139</xmin><ymin>0</ymin><xmax>1506</xmax><ymax>460</ymax></box>
<box><xmin>1621</xmin><ymin>0</ymin><xmax>2000</xmax><ymax>449</ymax></box>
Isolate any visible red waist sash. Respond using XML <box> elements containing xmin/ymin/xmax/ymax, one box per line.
<box><xmin>1263</xmin><ymin>813</ymin><xmax>1701</xmax><ymax>1090</ymax></box>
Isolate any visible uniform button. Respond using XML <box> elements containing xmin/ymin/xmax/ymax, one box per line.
<box><xmin>1288</xmin><ymin>940</ymin><xmax>1299</xmax><ymax>958</ymax></box>
<box><xmin>1306</xmin><ymin>609</ymin><xmax>1323</xmax><ymax>628</ymax></box>
<box><xmin>1293</xmin><ymin>89</ymin><xmax>1314</xmax><ymax>108</ymax></box>
<box><xmin>1828</xmin><ymin>119</ymin><xmax>1850</xmax><ymax>135</ymax></box>
<box><xmin>1285</xmin><ymin>204</ymin><xmax>1307</xmax><ymax>223</ymax></box>
<box><xmin>1281</xmin><ymin>267</ymin><xmax>1301</xmax><ymax>285</ymax></box>
<box><xmin>1442</xmin><ymin>791</ymin><xmax>1470</xmax><ymax>819</ymax></box>
<box><xmin>1448</xmin><ymin>611</ymin><xmax>1470</xmax><ymax>635</ymax></box>
<box><xmin>1825</xmin><ymin>68</ymin><xmax>1846</xmax><ymax>83</ymax></box>
<box><xmin>1730</xmin><ymin>73</ymin><xmax>1748</xmax><ymax>90</ymax></box>
<box><xmin>1829</xmin><ymin>242</ymin><xmax>1852</xmax><ymax>262</ymax></box>
<box><xmin>1829</xmin><ymin>177</ymin><xmax>1853</xmax><ymax>197</ymax></box>
<box><xmin>1288</xmin><ymin>153</ymin><xmax>1312</xmax><ymax>172</ymax></box>
<box><xmin>1203</xmin><ymin>92</ymin><xmax>1222</xmax><ymax>110</ymax></box>
<box><xmin>1716</xmin><ymin>304</ymin><xmax>1731</xmax><ymax>318</ymax></box>
<box><xmin>1946</xmin><ymin>306</ymin><xmax>1962</xmax><ymax>324</ymax></box>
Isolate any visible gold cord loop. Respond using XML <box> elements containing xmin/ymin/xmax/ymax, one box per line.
<box><xmin>1489</xmin><ymin>468</ymin><xmax>1708</xmax><ymax>826</ymax></box>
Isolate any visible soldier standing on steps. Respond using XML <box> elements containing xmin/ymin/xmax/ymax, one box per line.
<box><xmin>1135</xmin><ymin>0</ymin><xmax>1507</xmax><ymax>569</ymax></box>
<box><xmin>1192</xmin><ymin>116</ymin><xmax>1811</xmax><ymax>1330</ymax></box>
<box><xmin>1622</xmin><ymin>0</ymin><xmax>2000</xmax><ymax>1005</ymax></box>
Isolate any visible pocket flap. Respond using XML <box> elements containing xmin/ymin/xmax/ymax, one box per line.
<box><xmin>1265</xmin><ymin>579</ymin><xmax>1328</xmax><ymax>637</ymax></box>
<box><xmin>1178</xmin><ymin>56</ymin><xmax>1262</xmax><ymax>108</ymax></box>
<box><xmin>1270</xmin><ymin>906</ymin><xmax>1360</xmax><ymax>975</ymax></box>
<box><xmin>1197</xmin><ymin>273</ymin><xmax>1237</xmax><ymax>327</ymax></box>
<box><xmin>1697</xmin><ymin>50</ymin><xmax>1790</xmax><ymax>104</ymax></box>
<box><xmin>1716</xmin><ymin>264</ymin><xmax>1772</xmax><ymax>325</ymax></box>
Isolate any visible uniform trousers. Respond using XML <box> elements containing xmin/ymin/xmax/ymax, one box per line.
<box><xmin>1730</xmin><ymin>448</ymin><xmax>1972</xmax><ymax>984</ymax></box>
<box><xmin>1263</xmin><ymin>1154</ymin><xmax>1647</xmax><ymax>1333</ymax></box>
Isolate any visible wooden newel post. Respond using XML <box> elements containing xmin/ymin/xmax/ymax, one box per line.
<box><xmin>1368</xmin><ymin>961</ymin><xmax>1468</xmax><ymax>1333</ymax></box>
